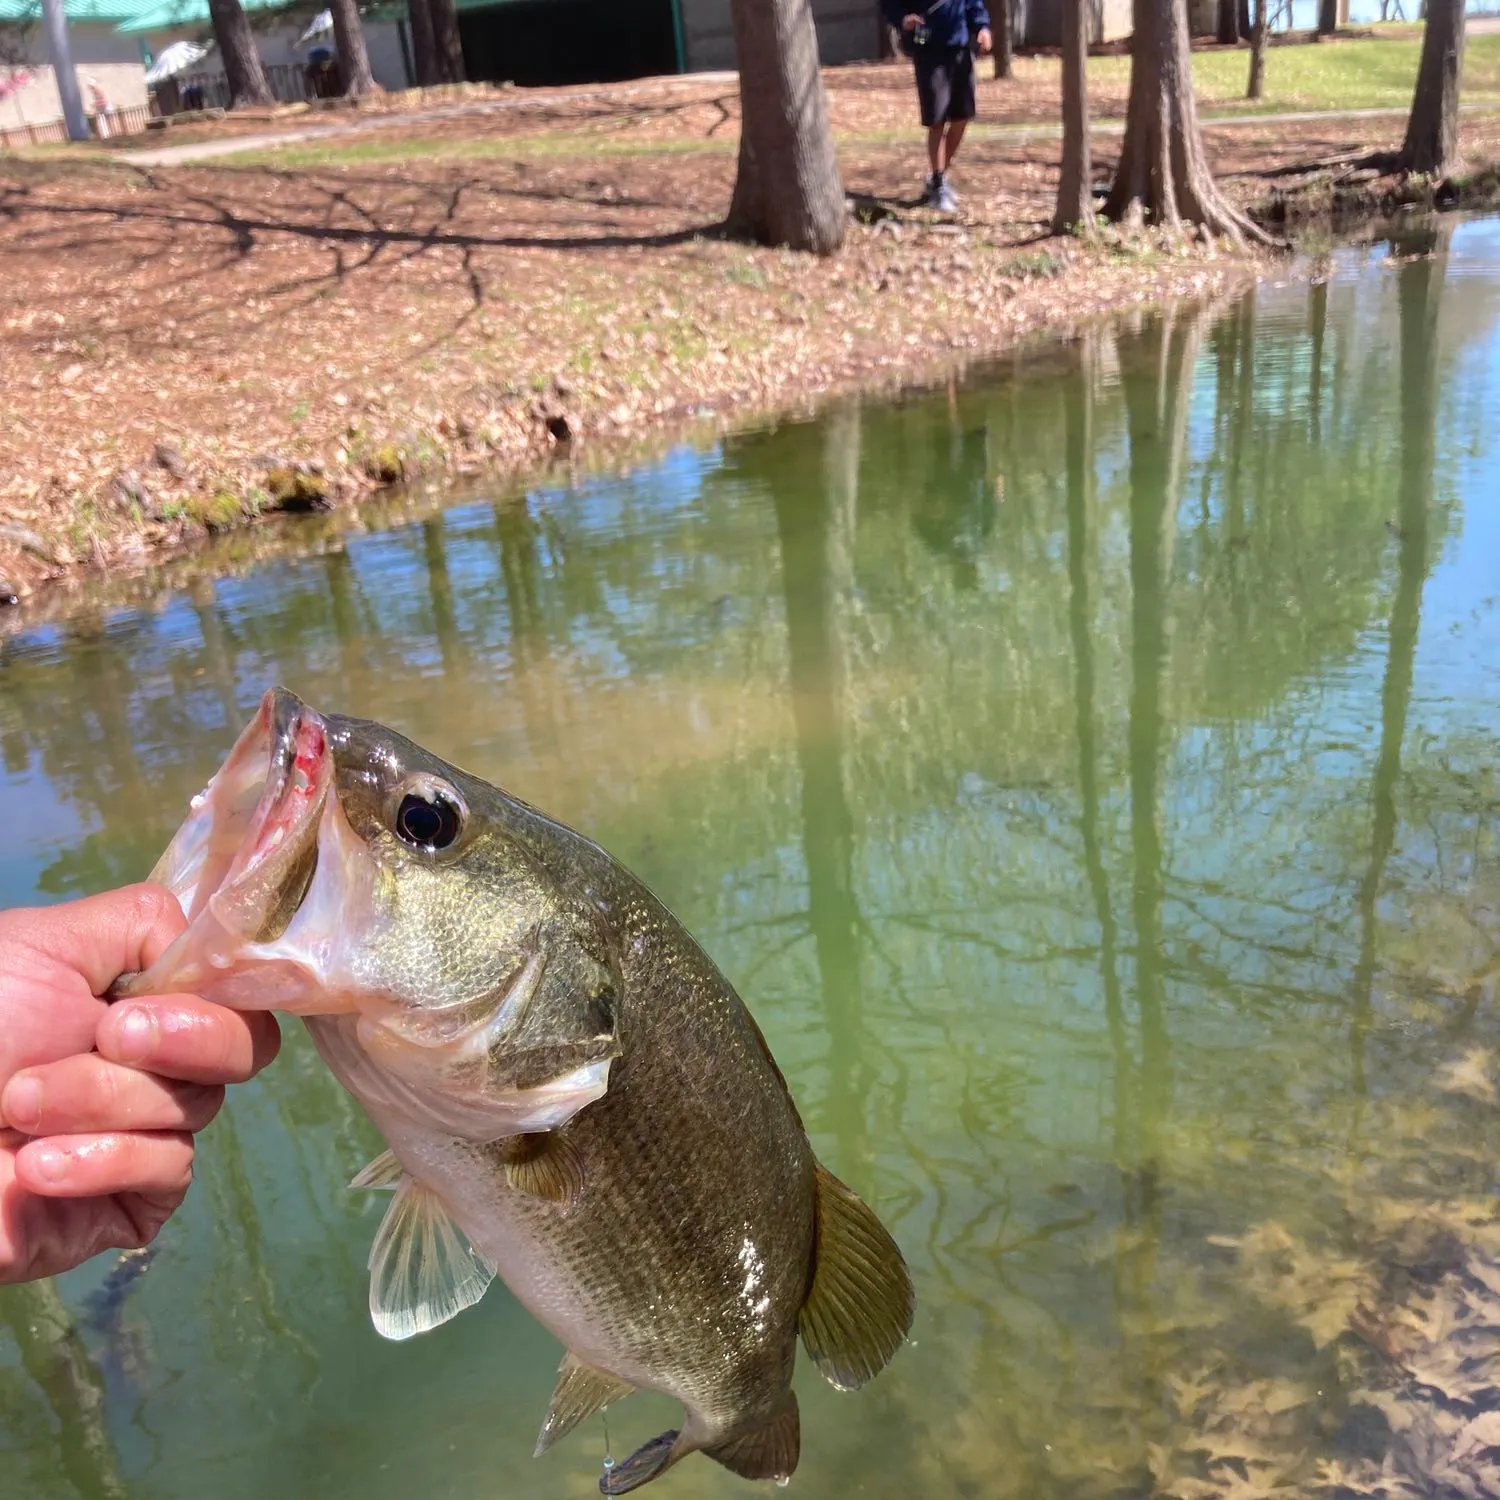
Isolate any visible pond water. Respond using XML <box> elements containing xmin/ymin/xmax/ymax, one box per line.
<box><xmin>4</xmin><ymin>217</ymin><xmax>1500</xmax><ymax>1500</ymax></box>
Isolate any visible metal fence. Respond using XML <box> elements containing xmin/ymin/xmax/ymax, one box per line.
<box><xmin>172</xmin><ymin>63</ymin><xmax>313</xmax><ymax>112</ymax></box>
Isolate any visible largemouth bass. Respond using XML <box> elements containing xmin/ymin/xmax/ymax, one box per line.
<box><xmin>118</xmin><ymin>688</ymin><xmax>913</xmax><ymax>1493</ymax></box>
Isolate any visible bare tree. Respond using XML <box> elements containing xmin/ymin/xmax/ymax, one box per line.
<box><xmin>1400</xmin><ymin>0</ymin><xmax>1465</xmax><ymax>177</ymax></box>
<box><xmin>1103</xmin><ymin>0</ymin><xmax>1270</xmax><ymax>244</ymax></box>
<box><xmin>1216</xmin><ymin>0</ymin><xmax>1238</xmax><ymax>45</ymax></box>
<box><xmin>406</xmin><ymin>0</ymin><xmax>439</xmax><ymax>84</ymax></box>
<box><xmin>429</xmin><ymin>0</ymin><xmax>465</xmax><ymax>82</ymax></box>
<box><xmin>328</xmin><ymin>0</ymin><xmax>375</xmax><ymax>96</ymax></box>
<box><xmin>1052</xmin><ymin>0</ymin><xmax>1095</xmax><ymax>235</ymax></box>
<box><xmin>1246</xmin><ymin>0</ymin><xmax>1266</xmax><ymax>100</ymax></box>
<box><xmin>993</xmin><ymin>0</ymin><xmax>1013</xmax><ymax>79</ymax></box>
<box><xmin>1317</xmin><ymin>0</ymin><xmax>1336</xmax><ymax>35</ymax></box>
<box><xmin>725</xmin><ymin>0</ymin><xmax>845</xmax><ymax>253</ymax></box>
<box><xmin>207</xmin><ymin>0</ymin><xmax>273</xmax><ymax>107</ymax></box>
<box><xmin>0</xmin><ymin>1</ymin><xmax>37</xmax><ymax>68</ymax></box>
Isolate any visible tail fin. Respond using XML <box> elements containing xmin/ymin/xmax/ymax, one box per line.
<box><xmin>705</xmin><ymin>1390</ymin><xmax>800</xmax><ymax>1483</ymax></box>
<box><xmin>799</xmin><ymin>1163</ymin><xmax>915</xmax><ymax>1391</ymax></box>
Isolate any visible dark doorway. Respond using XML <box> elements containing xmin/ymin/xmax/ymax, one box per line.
<box><xmin>460</xmin><ymin>0</ymin><xmax>681</xmax><ymax>86</ymax></box>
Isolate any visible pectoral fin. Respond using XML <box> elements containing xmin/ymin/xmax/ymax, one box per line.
<box><xmin>534</xmin><ymin>1354</ymin><xmax>636</xmax><ymax>1456</ymax></box>
<box><xmin>798</xmin><ymin>1163</ymin><xmax>915</xmax><ymax>1391</ymax></box>
<box><xmin>349</xmin><ymin>1148</ymin><xmax>402</xmax><ymax>1190</ymax></box>
<box><xmin>368</xmin><ymin>1175</ymin><xmax>495</xmax><ymax>1341</ymax></box>
<box><xmin>502</xmin><ymin>1132</ymin><xmax>586</xmax><ymax>1207</ymax></box>
<box><xmin>705</xmin><ymin>1389</ymin><xmax>800</xmax><ymax>1482</ymax></box>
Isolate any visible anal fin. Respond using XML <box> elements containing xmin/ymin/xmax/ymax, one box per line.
<box><xmin>598</xmin><ymin>1429</ymin><xmax>679</xmax><ymax>1496</ymax></box>
<box><xmin>798</xmin><ymin>1163</ymin><xmax>915</xmax><ymax>1391</ymax></box>
<box><xmin>705</xmin><ymin>1389</ymin><xmax>800</xmax><ymax>1483</ymax></box>
<box><xmin>349</xmin><ymin>1148</ymin><xmax>402</xmax><ymax>1190</ymax></box>
<box><xmin>534</xmin><ymin>1354</ymin><xmax>635</xmax><ymax>1456</ymax></box>
<box><xmin>368</xmin><ymin>1175</ymin><xmax>495</xmax><ymax>1341</ymax></box>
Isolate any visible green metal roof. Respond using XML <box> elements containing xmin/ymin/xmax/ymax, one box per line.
<box><xmin>116</xmin><ymin>0</ymin><xmax>306</xmax><ymax>32</ymax></box>
<box><xmin>0</xmin><ymin>0</ymin><xmax>161</xmax><ymax>21</ymax></box>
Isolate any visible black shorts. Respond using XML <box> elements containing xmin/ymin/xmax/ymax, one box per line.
<box><xmin>915</xmin><ymin>45</ymin><xmax>976</xmax><ymax>127</ymax></box>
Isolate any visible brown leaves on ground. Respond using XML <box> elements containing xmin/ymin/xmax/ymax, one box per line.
<box><xmin>2</xmin><ymin>64</ymin><xmax>1499</xmax><ymax>606</ymax></box>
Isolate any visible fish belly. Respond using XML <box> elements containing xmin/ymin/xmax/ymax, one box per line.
<box><xmin>370</xmin><ymin>1112</ymin><xmax>676</xmax><ymax>1397</ymax></box>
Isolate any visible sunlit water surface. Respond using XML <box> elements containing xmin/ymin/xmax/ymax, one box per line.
<box><xmin>3</xmin><ymin>218</ymin><xmax>1500</xmax><ymax>1500</ymax></box>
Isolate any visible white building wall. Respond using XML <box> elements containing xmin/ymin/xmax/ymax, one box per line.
<box><xmin>684</xmin><ymin>0</ymin><xmax>883</xmax><ymax>71</ymax></box>
<box><xmin>139</xmin><ymin>18</ymin><xmax>411</xmax><ymax>97</ymax></box>
<box><xmin>364</xmin><ymin>21</ymin><xmax>412</xmax><ymax>90</ymax></box>
<box><xmin>0</xmin><ymin>22</ymin><xmax>146</xmax><ymax>131</ymax></box>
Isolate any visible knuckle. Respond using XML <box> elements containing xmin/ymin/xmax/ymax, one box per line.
<box><xmin>183</xmin><ymin>1084</ymin><xmax>225</xmax><ymax>1130</ymax></box>
<box><xmin>249</xmin><ymin>1014</ymin><xmax>283</xmax><ymax>1075</ymax></box>
<box><xmin>168</xmin><ymin>1140</ymin><xmax>196</xmax><ymax>1193</ymax></box>
<box><xmin>129</xmin><ymin>883</ymin><xmax>176</xmax><ymax>934</ymax></box>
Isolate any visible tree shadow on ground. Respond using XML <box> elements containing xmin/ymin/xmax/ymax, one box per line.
<box><xmin>0</xmin><ymin>159</ymin><xmax>726</xmax><ymax>354</ymax></box>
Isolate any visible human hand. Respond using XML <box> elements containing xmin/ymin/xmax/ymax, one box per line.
<box><xmin>976</xmin><ymin>26</ymin><xmax>993</xmax><ymax>53</ymax></box>
<box><xmin>902</xmin><ymin>12</ymin><xmax>920</xmax><ymax>29</ymax></box>
<box><xmin>0</xmin><ymin>885</ymin><xmax>281</xmax><ymax>1284</ymax></box>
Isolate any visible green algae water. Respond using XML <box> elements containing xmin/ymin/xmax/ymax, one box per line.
<box><xmin>4</xmin><ymin>217</ymin><xmax>1500</xmax><ymax>1500</ymax></box>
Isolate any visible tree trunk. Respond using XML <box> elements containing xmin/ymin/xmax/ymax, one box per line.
<box><xmin>725</xmin><ymin>0</ymin><xmax>845</xmax><ymax>253</ymax></box>
<box><xmin>1400</xmin><ymin>0</ymin><xmax>1464</xmax><ymax>176</ymax></box>
<box><xmin>1102</xmin><ymin>0</ymin><xmax>1270</xmax><ymax>243</ymax></box>
<box><xmin>207</xmin><ymin>0</ymin><xmax>273</xmax><ymax>108</ymax></box>
<box><xmin>1316</xmin><ymin>0</ymin><xmax>1336</xmax><ymax>35</ymax></box>
<box><xmin>1236</xmin><ymin>0</ymin><xmax>1250</xmax><ymax>37</ymax></box>
<box><xmin>407</xmin><ymin>0</ymin><xmax>439</xmax><ymax>85</ymax></box>
<box><xmin>994</xmin><ymin>0</ymin><xmax>1013</xmax><ymax>79</ymax></box>
<box><xmin>1246</xmin><ymin>0</ymin><xmax>1266</xmax><ymax>98</ymax></box>
<box><xmin>1216</xmin><ymin>0</ymin><xmax>1238</xmax><ymax>45</ymax></box>
<box><xmin>429</xmin><ymin>0</ymin><xmax>466</xmax><ymax>82</ymax></box>
<box><xmin>329</xmin><ymin>0</ymin><xmax>375</xmax><ymax>96</ymax></box>
<box><xmin>1053</xmin><ymin>0</ymin><xmax>1094</xmax><ymax>234</ymax></box>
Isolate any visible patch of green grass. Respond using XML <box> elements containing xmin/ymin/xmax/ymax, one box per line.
<box><xmin>1162</xmin><ymin>29</ymin><xmax>1500</xmax><ymax>116</ymax></box>
<box><xmin>999</xmin><ymin>249</ymin><xmax>1062</xmax><ymax>278</ymax></box>
<box><xmin>238</xmin><ymin>128</ymin><xmax>735</xmax><ymax>172</ymax></box>
<box><xmin>724</xmin><ymin>260</ymin><xmax>769</xmax><ymax>290</ymax></box>
<box><xmin>211</xmin><ymin>31</ymin><xmax>1500</xmax><ymax>177</ymax></box>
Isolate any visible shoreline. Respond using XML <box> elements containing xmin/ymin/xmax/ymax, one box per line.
<box><xmin>0</xmin><ymin>243</ymin><xmax>1274</xmax><ymax>633</ymax></box>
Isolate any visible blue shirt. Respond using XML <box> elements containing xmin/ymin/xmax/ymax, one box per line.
<box><xmin>882</xmin><ymin>0</ymin><xmax>991</xmax><ymax>51</ymax></box>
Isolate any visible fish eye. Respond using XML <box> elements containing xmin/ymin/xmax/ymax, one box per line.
<box><xmin>394</xmin><ymin>786</ymin><xmax>464</xmax><ymax>852</ymax></box>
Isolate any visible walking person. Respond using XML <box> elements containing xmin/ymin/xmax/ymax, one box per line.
<box><xmin>884</xmin><ymin>0</ymin><xmax>993</xmax><ymax>212</ymax></box>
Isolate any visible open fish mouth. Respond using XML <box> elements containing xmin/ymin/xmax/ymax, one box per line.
<box><xmin>116</xmin><ymin>687</ymin><xmax>371</xmax><ymax>1015</ymax></box>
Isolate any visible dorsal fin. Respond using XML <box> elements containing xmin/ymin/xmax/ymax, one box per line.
<box><xmin>533</xmin><ymin>1354</ymin><xmax>635</xmax><ymax>1456</ymax></box>
<box><xmin>798</xmin><ymin>1164</ymin><xmax>914</xmax><ymax>1391</ymax></box>
<box><xmin>367</xmin><ymin>1175</ymin><xmax>495</xmax><ymax>1341</ymax></box>
<box><xmin>501</xmin><ymin>1132</ymin><xmax>586</xmax><ymax>1207</ymax></box>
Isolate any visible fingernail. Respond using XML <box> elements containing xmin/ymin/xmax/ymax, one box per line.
<box><xmin>2</xmin><ymin>1075</ymin><xmax>41</xmax><ymax>1131</ymax></box>
<box><xmin>113</xmin><ymin>1007</ymin><xmax>156</xmax><ymax>1063</ymax></box>
<box><xmin>26</xmin><ymin>1145</ymin><xmax>68</xmax><ymax>1185</ymax></box>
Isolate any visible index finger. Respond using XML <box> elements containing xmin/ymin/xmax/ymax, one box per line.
<box><xmin>4</xmin><ymin>885</ymin><xmax>186</xmax><ymax>998</ymax></box>
<box><xmin>98</xmin><ymin>997</ymin><xmax>282</xmax><ymax>1086</ymax></box>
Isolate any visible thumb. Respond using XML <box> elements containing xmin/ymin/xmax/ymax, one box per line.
<box><xmin>15</xmin><ymin>885</ymin><xmax>187</xmax><ymax>997</ymax></box>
